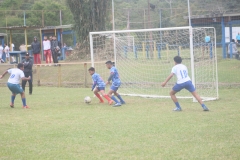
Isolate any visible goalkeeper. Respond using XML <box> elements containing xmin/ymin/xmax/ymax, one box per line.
<box><xmin>161</xmin><ymin>56</ymin><xmax>209</xmax><ymax>111</ymax></box>
<box><xmin>88</xmin><ymin>67</ymin><xmax>113</xmax><ymax>105</ymax></box>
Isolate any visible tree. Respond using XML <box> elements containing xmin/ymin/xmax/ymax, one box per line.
<box><xmin>66</xmin><ymin>0</ymin><xmax>109</xmax><ymax>43</ymax></box>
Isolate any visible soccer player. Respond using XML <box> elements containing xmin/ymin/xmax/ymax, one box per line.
<box><xmin>161</xmin><ymin>56</ymin><xmax>209</xmax><ymax>111</ymax></box>
<box><xmin>0</xmin><ymin>63</ymin><xmax>31</xmax><ymax>108</ymax></box>
<box><xmin>105</xmin><ymin>61</ymin><xmax>125</xmax><ymax>107</ymax></box>
<box><xmin>88</xmin><ymin>67</ymin><xmax>113</xmax><ymax>104</ymax></box>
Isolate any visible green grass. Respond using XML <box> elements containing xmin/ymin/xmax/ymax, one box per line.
<box><xmin>0</xmin><ymin>87</ymin><xmax>240</xmax><ymax>159</ymax></box>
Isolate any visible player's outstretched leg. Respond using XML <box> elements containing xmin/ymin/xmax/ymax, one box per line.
<box><xmin>170</xmin><ymin>90</ymin><xmax>182</xmax><ymax>111</ymax></box>
<box><xmin>94</xmin><ymin>89</ymin><xmax>104</xmax><ymax>103</ymax></box>
<box><xmin>10</xmin><ymin>94</ymin><xmax>16</xmax><ymax>108</ymax></box>
<box><xmin>114</xmin><ymin>92</ymin><xmax>125</xmax><ymax>104</ymax></box>
<box><xmin>108</xmin><ymin>90</ymin><xmax>121</xmax><ymax>107</ymax></box>
<box><xmin>191</xmin><ymin>91</ymin><xmax>209</xmax><ymax>111</ymax></box>
<box><xmin>99</xmin><ymin>90</ymin><xmax>113</xmax><ymax>105</ymax></box>
<box><xmin>20</xmin><ymin>92</ymin><xmax>29</xmax><ymax>109</ymax></box>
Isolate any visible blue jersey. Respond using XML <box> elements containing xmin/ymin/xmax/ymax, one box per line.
<box><xmin>92</xmin><ymin>73</ymin><xmax>105</xmax><ymax>88</ymax></box>
<box><xmin>110</xmin><ymin>67</ymin><xmax>121</xmax><ymax>85</ymax></box>
<box><xmin>236</xmin><ymin>35</ymin><xmax>240</xmax><ymax>40</ymax></box>
<box><xmin>205</xmin><ymin>36</ymin><xmax>210</xmax><ymax>43</ymax></box>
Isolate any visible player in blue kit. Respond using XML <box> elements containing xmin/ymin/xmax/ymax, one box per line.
<box><xmin>88</xmin><ymin>67</ymin><xmax>113</xmax><ymax>104</ymax></box>
<box><xmin>105</xmin><ymin>61</ymin><xmax>125</xmax><ymax>107</ymax></box>
<box><xmin>0</xmin><ymin>63</ymin><xmax>31</xmax><ymax>108</ymax></box>
<box><xmin>161</xmin><ymin>56</ymin><xmax>209</xmax><ymax>111</ymax></box>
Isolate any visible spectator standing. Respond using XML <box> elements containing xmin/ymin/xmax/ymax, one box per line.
<box><xmin>0</xmin><ymin>44</ymin><xmax>4</xmax><ymax>63</ymax></box>
<box><xmin>43</xmin><ymin>36</ymin><xmax>51</xmax><ymax>64</ymax></box>
<box><xmin>236</xmin><ymin>33</ymin><xmax>240</xmax><ymax>44</ymax></box>
<box><xmin>11</xmin><ymin>43</ymin><xmax>15</xmax><ymax>51</ymax></box>
<box><xmin>31</xmin><ymin>36</ymin><xmax>41</xmax><ymax>64</ymax></box>
<box><xmin>22</xmin><ymin>53</ymin><xmax>33</xmax><ymax>95</ymax></box>
<box><xmin>228</xmin><ymin>39</ymin><xmax>239</xmax><ymax>59</ymax></box>
<box><xmin>51</xmin><ymin>36</ymin><xmax>60</xmax><ymax>65</ymax></box>
<box><xmin>19</xmin><ymin>44</ymin><xmax>27</xmax><ymax>51</ymax></box>
<box><xmin>4</xmin><ymin>43</ymin><xmax>10</xmax><ymax>62</ymax></box>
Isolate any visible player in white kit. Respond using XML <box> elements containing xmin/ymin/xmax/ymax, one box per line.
<box><xmin>161</xmin><ymin>56</ymin><xmax>209</xmax><ymax>111</ymax></box>
<box><xmin>0</xmin><ymin>63</ymin><xmax>31</xmax><ymax>108</ymax></box>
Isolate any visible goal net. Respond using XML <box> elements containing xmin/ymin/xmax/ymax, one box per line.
<box><xmin>89</xmin><ymin>26</ymin><xmax>218</xmax><ymax>101</ymax></box>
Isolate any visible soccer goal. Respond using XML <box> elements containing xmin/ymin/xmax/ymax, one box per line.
<box><xmin>89</xmin><ymin>26</ymin><xmax>218</xmax><ymax>101</ymax></box>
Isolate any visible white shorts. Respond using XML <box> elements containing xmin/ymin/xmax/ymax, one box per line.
<box><xmin>5</xmin><ymin>53</ymin><xmax>9</xmax><ymax>58</ymax></box>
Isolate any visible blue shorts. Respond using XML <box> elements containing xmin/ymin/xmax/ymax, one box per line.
<box><xmin>110</xmin><ymin>83</ymin><xmax>121</xmax><ymax>91</ymax></box>
<box><xmin>172</xmin><ymin>81</ymin><xmax>196</xmax><ymax>93</ymax></box>
<box><xmin>96</xmin><ymin>87</ymin><xmax>105</xmax><ymax>91</ymax></box>
<box><xmin>7</xmin><ymin>83</ymin><xmax>24</xmax><ymax>94</ymax></box>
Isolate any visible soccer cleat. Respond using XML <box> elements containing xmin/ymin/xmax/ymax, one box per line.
<box><xmin>173</xmin><ymin>107</ymin><xmax>182</xmax><ymax>111</ymax></box>
<box><xmin>112</xmin><ymin>103</ymin><xmax>121</xmax><ymax>107</ymax></box>
<box><xmin>10</xmin><ymin>103</ymin><xmax>14</xmax><ymax>108</ymax></box>
<box><xmin>121</xmin><ymin>101</ymin><xmax>126</xmax><ymax>105</ymax></box>
<box><xmin>108</xmin><ymin>100</ymin><xmax>114</xmax><ymax>105</ymax></box>
<box><xmin>202</xmin><ymin>106</ymin><xmax>209</xmax><ymax>111</ymax></box>
<box><xmin>22</xmin><ymin>106</ymin><xmax>30</xmax><ymax>109</ymax></box>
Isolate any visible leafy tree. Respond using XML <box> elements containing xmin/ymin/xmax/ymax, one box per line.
<box><xmin>66</xmin><ymin>0</ymin><xmax>109</xmax><ymax>43</ymax></box>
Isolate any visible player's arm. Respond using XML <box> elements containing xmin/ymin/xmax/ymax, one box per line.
<box><xmin>0</xmin><ymin>70</ymin><xmax>8</xmax><ymax>79</ymax></box>
<box><xmin>22</xmin><ymin>77</ymin><xmax>31</xmax><ymax>81</ymax></box>
<box><xmin>106</xmin><ymin>73</ymin><xmax>114</xmax><ymax>85</ymax></box>
<box><xmin>161</xmin><ymin>73</ymin><xmax>174</xmax><ymax>87</ymax></box>
<box><xmin>20</xmin><ymin>71</ymin><xmax>31</xmax><ymax>81</ymax></box>
<box><xmin>91</xmin><ymin>81</ymin><xmax>97</xmax><ymax>91</ymax></box>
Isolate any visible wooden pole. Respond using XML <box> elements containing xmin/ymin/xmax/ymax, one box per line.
<box><xmin>42</xmin><ymin>10</ymin><xmax>44</xmax><ymax>27</ymax></box>
<box><xmin>84</xmin><ymin>63</ymin><xmax>87</xmax><ymax>87</ymax></box>
<box><xmin>58</xmin><ymin>64</ymin><xmax>62</xmax><ymax>87</ymax></box>
<box><xmin>10</xmin><ymin>30</ymin><xmax>12</xmax><ymax>51</ymax></box>
<box><xmin>25</xmin><ymin>28</ymin><xmax>28</xmax><ymax>51</ymax></box>
<box><xmin>40</xmin><ymin>28</ymin><xmax>43</xmax><ymax>60</ymax></box>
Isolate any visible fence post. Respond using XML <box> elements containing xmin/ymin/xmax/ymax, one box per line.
<box><xmin>37</xmin><ymin>65</ymin><xmax>40</xmax><ymax>86</ymax></box>
<box><xmin>84</xmin><ymin>63</ymin><xmax>87</xmax><ymax>87</ymax></box>
<box><xmin>58</xmin><ymin>64</ymin><xmax>62</xmax><ymax>87</ymax></box>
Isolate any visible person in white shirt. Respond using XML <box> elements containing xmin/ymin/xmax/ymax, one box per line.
<box><xmin>161</xmin><ymin>56</ymin><xmax>209</xmax><ymax>111</ymax></box>
<box><xmin>0</xmin><ymin>44</ymin><xmax>4</xmax><ymax>63</ymax></box>
<box><xmin>43</xmin><ymin>36</ymin><xmax>52</xmax><ymax>64</ymax></box>
<box><xmin>0</xmin><ymin>63</ymin><xmax>31</xmax><ymax>108</ymax></box>
<box><xmin>11</xmin><ymin>43</ymin><xmax>15</xmax><ymax>51</ymax></box>
<box><xmin>4</xmin><ymin>43</ymin><xmax>10</xmax><ymax>62</ymax></box>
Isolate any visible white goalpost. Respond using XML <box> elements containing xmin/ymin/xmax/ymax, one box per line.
<box><xmin>89</xmin><ymin>26</ymin><xmax>218</xmax><ymax>101</ymax></box>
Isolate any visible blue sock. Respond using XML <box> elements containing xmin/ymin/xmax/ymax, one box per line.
<box><xmin>117</xmin><ymin>95</ymin><xmax>125</xmax><ymax>103</ymax></box>
<box><xmin>11</xmin><ymin>95</ymin><xmax>16</xmax><ymax>104</ymax></box>
<box><xmin>175</xmin><ymin>102</ymin><xmax>181</xmax><ymax>108</ymax></box>
<box><xmin>111</xmin><ymin>96</ymin><xmax>120</xmax><ymax>103</ymax></box>
<box><xmin>22</xmin><ymin>98</ymin><xmax>27</xmax><ymax>106</ymax></box>
<box><xmin>201</xmin><ymin>104</ymin><xmax>206</xmax><ymax>108</ymax></box>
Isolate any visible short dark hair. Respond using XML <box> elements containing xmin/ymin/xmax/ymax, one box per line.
<box><xmin>174</xmin><ymin>56</ymin><xmax>182</xmax><ymax>64</ymax></box>
<box><xmin>232</xmin><ymin>39</ymin><xmax>235</xmax><ymax>42</ymax></box>
<box><xmin>17</xmin><ymin>63</ymin><xmax>24</xmax><ymax>69</ymax></box>
<box><xmin>88</xmin><ymin>67</ymin><xmax>95</xmax><ymax>72</ymax></box>
<box><xmin>105</xmin><ymin>61</ymin><xmax>113</xmax><ymax>65</ymax></box>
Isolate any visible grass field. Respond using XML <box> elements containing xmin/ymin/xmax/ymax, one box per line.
<box><xmin>0</xmin><ymin>86</ymin><xmax>240</xmax><ymax>159</ymax></box>
<box><xmin>0</xmin><ymin>46</ymin><xmax>240</xmax><ymax>159</ymax></box>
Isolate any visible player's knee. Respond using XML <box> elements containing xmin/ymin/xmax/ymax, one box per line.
<box><xmin>170</xmin><ymin>91</ymin><xmax>175</xmax><ymax>96</ymax></box>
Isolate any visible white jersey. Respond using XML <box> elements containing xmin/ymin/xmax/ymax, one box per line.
<box><xmin>171</xmin><ymin>64</ymin><xmax>191</xmax><ymax>84</ymax></box>
<box><xmin>7</xmin><ymin>68</ymin><xmax>25</xmax><ymax>84</ymax></box>
<box><xmin>0</xmin><ymin>46</ymin><xmax>3</xmax><ymax>58</ymax></box>
<box><xmin>4</xmin><ymin>46</ymin><xmax>9</xmax><ymax>57</ymax></box>
<box><xmin>43</xmin><ymin>40</ymin><xmax>51</xmax><ymax>50</ymax></box>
